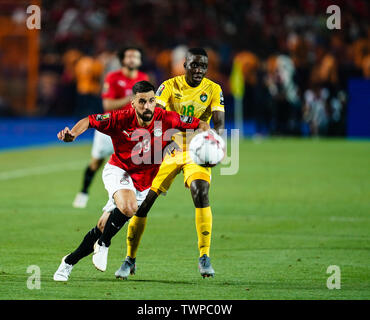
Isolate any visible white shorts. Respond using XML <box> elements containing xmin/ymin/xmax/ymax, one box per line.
<box><xmin>91</xmin><ymin>130</ymin><xmax>114</xmax><ymax>160</ymax></box>
<box><xmin>101</xmin><ymin>163</ymin><xmax>150</xmax><ymax>212</ymax></box>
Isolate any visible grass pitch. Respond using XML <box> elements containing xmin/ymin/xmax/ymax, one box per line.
<box><xmin>0</xmin><ymin>138</ymin><xmax>369</xmax><ymax>300</ymax></box>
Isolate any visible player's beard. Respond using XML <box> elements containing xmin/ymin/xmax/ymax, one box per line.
<box><xmin>123</xmin><ymin>62</ymin><xmax>139</xmax><ymax>71</ymax></box>
<box><xmin>137</xmin><ymin>110</ymin><xmax>154</xmax><ymax>122</ymax></box>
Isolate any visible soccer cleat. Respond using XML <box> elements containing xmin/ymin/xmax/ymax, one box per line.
<box><xmin>72</xmin><ymin>192</ymin><xmax>89</xmax><ymax>208</ymax></box>
<box><xmin>53</xmin><ymin>255</ymin><xmax>73</xmax><ymax>282</ymax></box>
<box><xmin>115</xmin><ymin>256</ymin><xmax>136</xmax><ymax>280</ymax></box>
<box><xmin>92</xmin><ymin>241</ymin><xmax>109</xmax><ymax>272</ymax></box>
<box><xmin>198</xmin><ymin>254</ymin><xmax>215</xmax><ymax>278</ymax></box>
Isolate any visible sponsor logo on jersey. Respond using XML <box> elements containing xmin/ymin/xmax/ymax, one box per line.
<box><xmin>156</xmin><ymin>84</ymin><xmax>165</xmax><ymax>96</ymax></box>
<box><xmin>174</xmin><ymin>93</ymin><xmax>182</xmax><ymax>99</ymax></box>
<box><xmin>96</xmin><ymin>113</ymin><xmax>110</xmax><ymax>121</ymax></box>
<box><xmin>220</xmin><ymin>91</ymin><xmax>224</xmax><ymax>105</ymax></box>
<box><xmin>154</xmin><ymin>128</ymin><xmax>162</xmax><ymax>137</ymax></box>
<box><xmin>200</xmin><ymin>92</ymin><xmax>208</xmax><ymax>102</ymax></box>
<box><xmin>180</xmin><ymin>115</ymin><xmax>194</xmax><ymax>124</ymax></box>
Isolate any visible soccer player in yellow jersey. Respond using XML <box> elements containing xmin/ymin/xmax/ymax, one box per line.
<box><xmin>115</xmin><ymin>48</ymin><xmax>225</xmax><ymax>279</ymax></box>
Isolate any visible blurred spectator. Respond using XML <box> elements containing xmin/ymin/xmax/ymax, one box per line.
<box><xmin>171</xmin><ymin>45</ymin><xmax>188</xmax><ymax>76</ymax></box>
<box><xmin>1</xmin><ymin>0</ymin><xmax>369</xmax><ymax>137</ymax></box>
<box><xmin>74</xmin><ymin>53</ymin><xmax>104</xmax><ymax>117</ymax></box>
<box><xmin>363</xmin><ymin>55</ymin><xmax>370</xmax><ymax>78</ymax></box>
<box><xmin>265</xmin><ymin>54</ymin><xmax>301</xmax><ymax>135</ymax></box>
<box><xmin>303</xmin><ymin>85</ymin><xmax>330</xmax><ymax>136</ymax></box>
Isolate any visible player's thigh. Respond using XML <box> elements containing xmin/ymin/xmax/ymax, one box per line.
<box><xmin>91</xmin><ymin>130</ymin><xmax>114</xmax><ymax>159</ymax></box>
<box><xmin>183</xmin><ymin>151</ymin><xmax>211</xmax><ymax>188</ymax></box>
<box><xmin>102</xmin><ymin>163</ymin><xmax>137</xmax><ymax>216</ymax></box>
<box><xmin>151</xmin><ymin>152</ymin><xmax>183</xmax><ymax>194</ymax></box>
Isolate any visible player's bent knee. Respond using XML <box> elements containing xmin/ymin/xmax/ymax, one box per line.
<box><xmin>190</xmin><ymin>179</ymin><xmax>210</xmax><ymax>208</ymax></box>
<box><xmin>116</xmin><ymin>201</ymin><xmax>138</xmax><ymax>218</ymax></box>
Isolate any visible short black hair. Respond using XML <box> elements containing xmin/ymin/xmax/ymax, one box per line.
<box><xmin>117</xmin><ymin>46</ymin><xmax>142</xmax><ymax>63</ymax></box>
<box><xmin>132</xmin><ymin>81</ymin><xmax>155</xmax><ymax>95</ymax></box>
<box><xmin>187</xmin><ymin>48</ymin><xmax>208</xmax><ymax>58</ymax></box>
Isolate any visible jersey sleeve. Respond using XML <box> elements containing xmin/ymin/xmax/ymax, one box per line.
<box><xmin>155</xmin><ymin>80</ymin><xmax>172</xmax><ymax>108</ymax></box>
<box><xmin>210</xmin><ymin>84</ymin><xmax>225</xmax><ymax>112</ymax></box>
<box><xmin>101</xmin><ymin>74</ymin><xmax>117</xmax><ymax>99</ymax></box>
<box><xmin>163</xmin><ymin>110</ymin><xmax>200</xmax><ymax>132</ymax></box>
<box><xmin>88</xmin><ymin>111</ymin><xmax>118</xmax><ymax>135</ymax></box>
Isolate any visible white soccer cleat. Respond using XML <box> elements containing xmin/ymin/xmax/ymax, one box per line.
<box><xmin>72</xmin><ymin>192</ymin><xmax>89</xmax><ymax>208</ymax></box>
<box><xmin>92</xmin><ymin>241</ymin><xmax>109</xmax><ymax>272</ymax></box>
<box><xmin>53</xmin><ymin>256</ymin><xmax>73</xmax><ymax>282</ymax></box>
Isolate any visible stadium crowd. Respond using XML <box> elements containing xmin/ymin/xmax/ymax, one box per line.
<box><xmin>2</xmin><ymin>0</ymin><xmax>370</xmax><ymax>136</ymax></box>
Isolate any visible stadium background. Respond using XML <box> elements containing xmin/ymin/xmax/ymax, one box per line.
<box><xmin>0</xmin><ymin>0</ymin><xmax>369</xmax><ymax>300</ymax></box>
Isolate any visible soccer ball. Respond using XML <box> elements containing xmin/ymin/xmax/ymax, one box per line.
<box><xmin>189</xmin><ymin>130</ymin><xmax>225</xmax><ymax>167</ymax></box>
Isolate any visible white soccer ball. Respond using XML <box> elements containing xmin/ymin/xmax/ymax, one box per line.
<box><xmin>189</xmin><ymin>130</ymin><xmax>225</xmax><ymax>167</ymax></box>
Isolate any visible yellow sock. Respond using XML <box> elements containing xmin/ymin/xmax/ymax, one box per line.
<box><xmin>195</xmin><ymin>207</ymin><xmax>212</xmax><ymax>257</ymax></box>
<box><xmin>126</xmin><ymin>216</ymin><xmax>147</xmax><ymax>259</ymax></box>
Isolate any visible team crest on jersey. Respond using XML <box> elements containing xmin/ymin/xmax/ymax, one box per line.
<box><xmin>156</xmin><ymin>84</ymin><xmax>165</xmax><ymax>96</ymax></box>
<box><xmin>220</xmin><ymin>91</ymin><xmax>224</xmax><ymax>105</ymax></box>
<box><xmin>120</xmin><ymin>173</ymin><xmax>130</xmax><ymax>185</ymax></box>
<box><xmin>180</xmin><ymin>115</ymin><xmax>193</xmax><ymax>124</ymax></box>
<box><xmin>200</xmin><ymin>92</ymin><xmax>208</xmax><ymax>102</ymax></box>
<box><xmin>96</xmin><ymin>113</ymin><xmax>110</xmax><ymax>121</ymax></box>
<box><xmin>154</xmin><ymin>128</ymin><xmax>162</xmax><ymax>137</ymax></box>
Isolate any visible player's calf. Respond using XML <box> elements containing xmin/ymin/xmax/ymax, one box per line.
<box><xmin>93</xmin><ymin>207</ymin><xmax>133</xmax><ymax>272</ymax></box>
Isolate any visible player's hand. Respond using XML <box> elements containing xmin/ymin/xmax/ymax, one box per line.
<box><xmin>163</xmin><ymin>140</ymin><xmax>181</xmax><ymax>156</ymax></box>
<box><xmin>198</xmin><ymin>120</ymin><xmax>210</xmax><ymax>132</ymax></box>
<box><xmin>57</xmin><ymin>127</ymin><xmax>75</xmax><ymax>142</ymax></box>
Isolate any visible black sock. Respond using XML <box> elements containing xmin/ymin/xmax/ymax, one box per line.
<box><xmin>82</xmin><ymin>166</ymin><xmax>96</xmax><ymax>194</ymax></box>
<box><xmin>65</xmin><ymin>226</ymin><xmax>102</xmax><ymax>265</ymax></box>
<box><xmin>98</xmin><ymin>208</ymin><xmax>130</xmax><ymax>247</ymax></box>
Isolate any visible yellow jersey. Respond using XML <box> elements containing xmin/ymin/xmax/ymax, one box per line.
<box><xmin>155</xmin><ymin>75</ymin><xmax>225</xmax><ymax>150</ymax></box>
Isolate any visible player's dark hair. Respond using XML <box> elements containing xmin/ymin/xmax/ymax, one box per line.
<box><xmin>117</xmin><ymin>46</ymin><xmax>143</xmax><ymax>63</ymax></box>
<box><xmin>187</xmin><ymin>48</ymin><xmax>208</xmax><ymax>58</ymax></box>
<box><xmin>132</xmin><ymin>81</ymin><xmax>155</xmax><ymax>95</ymax></box>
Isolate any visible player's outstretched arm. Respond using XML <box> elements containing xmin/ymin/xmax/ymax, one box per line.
<box><xmin>212</xmin><ymin>111</ymin><xmax>225</xmax><ymax>135</ymax></box>
<box><xmin>57</xmin><ymin>117</ymin><xmax>90</xmax><ymax>142</ymax></box>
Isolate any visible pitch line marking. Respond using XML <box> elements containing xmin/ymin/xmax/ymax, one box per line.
<box><xmin>0</xmin><ymin>161</ymin><xmax>86</xmax><ymax>181</ymax></box>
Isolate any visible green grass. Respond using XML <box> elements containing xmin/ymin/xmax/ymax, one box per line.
<box><xmin>0</xmin><ymin>138</ymin><xmax>369</xmax><ymax>299</ymax></box>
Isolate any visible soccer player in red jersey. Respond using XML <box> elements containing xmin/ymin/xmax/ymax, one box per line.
<box><xmin>73</xmin><ymin>47</ymin><xmax>149</xmax><ymax>209</ymax></box>
<box><xmin>54</xmin><ymin>81</ymin><xmax>210</xmax><ymax>281</ymax></box>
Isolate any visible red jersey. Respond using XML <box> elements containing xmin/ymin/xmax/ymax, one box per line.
<box><xmin>101</xmin><ymin>70</ymin><xmax>149</xmax><ymax>107</ymax></box>
<box><xmin>88</xmin><ymin>107</ymin><xmax>200</xmax><ymax>191</ymax></box>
